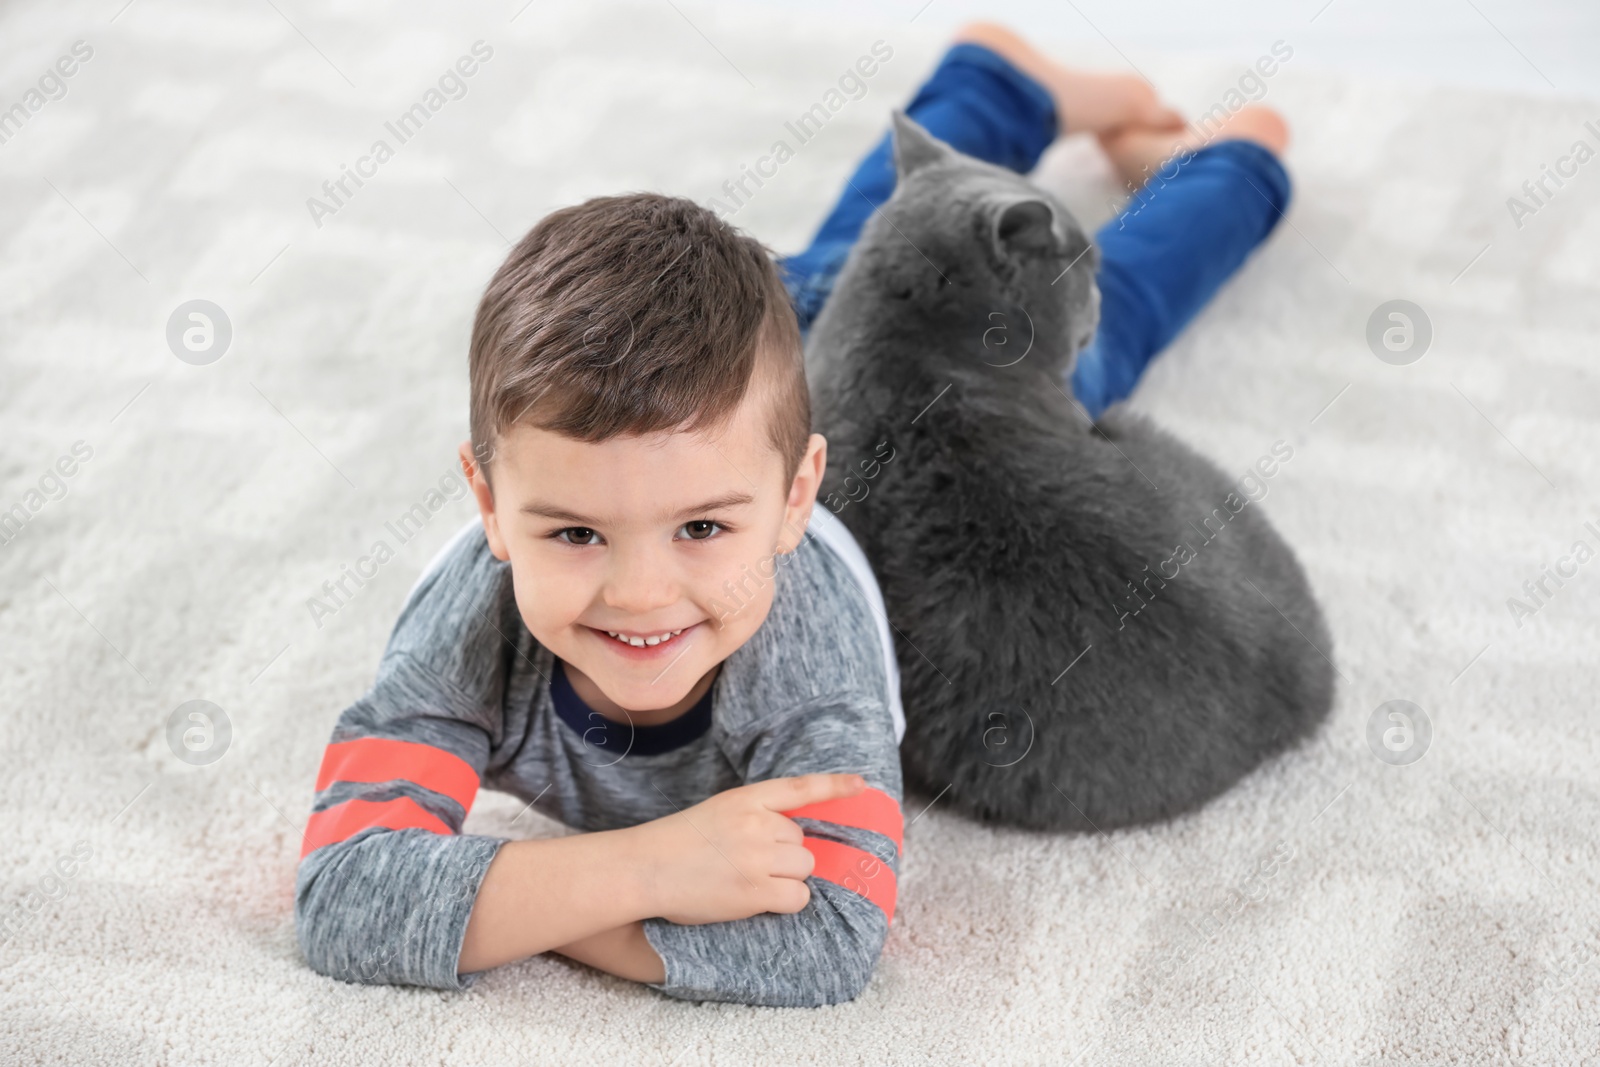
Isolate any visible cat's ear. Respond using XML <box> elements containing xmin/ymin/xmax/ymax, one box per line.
<box><xmin>891</xmin><ymin>111</ymin><xmax>954</xmax><ymax>177</ymax></box>
<box><xmin>991</xmin><ymin>196</ymin><xmax>1066</xmax><ymax>259</ymax></box>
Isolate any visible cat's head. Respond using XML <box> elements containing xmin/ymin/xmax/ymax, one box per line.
<box><xmin>845</xmin><ymin>111</ymin><xmax>1101</xmax><ymax>373</ymax></box>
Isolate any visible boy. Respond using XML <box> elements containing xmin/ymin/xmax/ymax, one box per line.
<box><xmin>295</xmin><ymin>23</ymin><xmax>1291</xmax><ymax>1007</ymax></box>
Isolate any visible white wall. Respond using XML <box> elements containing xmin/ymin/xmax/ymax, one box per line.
<box><xmin>746</xmin><ymin>0</ymin><xmax>1599</xmax><ymax>98</ymax></box>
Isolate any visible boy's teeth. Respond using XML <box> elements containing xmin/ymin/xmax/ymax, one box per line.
<box><xmin>603</xmin><ymin>628</ymin><xmax>686</xmax><ymax>648</ymax></box>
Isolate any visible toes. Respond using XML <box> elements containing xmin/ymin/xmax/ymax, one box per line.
<box><xmin>1216</xmin><ymin>105</ymin><xmax>1291</xmax><ymax>153</ymax></box>
<box><xmin>1143</xmin><ymin>103</ymin><xmax>1187</xmax><ymax>130</ymax></box>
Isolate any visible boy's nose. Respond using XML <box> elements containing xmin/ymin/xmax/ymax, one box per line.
<box><xmin>600</xmin><ymin>547</ymin><xmax>678</xmax><ymax>614</ymax></box>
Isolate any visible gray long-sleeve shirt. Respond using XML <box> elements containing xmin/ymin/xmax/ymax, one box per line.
<box><xmin>294</xmin><ymin>507</ymin><xmax>906</xmax><ymax>1008</ymax></box>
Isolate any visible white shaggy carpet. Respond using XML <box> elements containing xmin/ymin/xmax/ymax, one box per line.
<box><xmin>3</xmin><ymin>1</ymin><xmax>1599</xmax><ymax>1064</ymax></box>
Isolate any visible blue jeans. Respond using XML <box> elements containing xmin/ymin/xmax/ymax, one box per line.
<box><xmin>777</xmin><ymin>42</ymin><xmax>1293</xmax><ymax>420</ymax></box>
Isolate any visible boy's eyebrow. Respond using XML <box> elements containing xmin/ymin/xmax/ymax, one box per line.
<box><xmin>519</xmin><ymin>491</ymin><xmax>756</xmax><ymax>525</ymax></box>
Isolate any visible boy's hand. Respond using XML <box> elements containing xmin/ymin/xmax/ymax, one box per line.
<box><xmin>631</xmin><ymin>773</ymin><xmax>867</xmax><ymax>927</ymax></box>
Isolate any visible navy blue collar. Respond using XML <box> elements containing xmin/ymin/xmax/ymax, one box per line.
<box><xmin>550</xmin><ymin>659</ymin><xmax>713</xmax><ymax>756</ymax></box>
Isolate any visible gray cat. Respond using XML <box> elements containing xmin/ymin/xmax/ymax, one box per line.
<box><xmin>805</xmin><ymin>112</ymin><xmax>1336</xmax><ymax>832</ymax></box>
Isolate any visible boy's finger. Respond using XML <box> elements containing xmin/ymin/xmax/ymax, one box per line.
<box><xmin>752</xmin><ymin>772</ymin><xmax>866</xmax><ymax>811</ymax></box>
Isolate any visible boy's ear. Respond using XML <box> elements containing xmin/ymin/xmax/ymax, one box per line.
<box><xmin>891</xmin><ymin>110</ymin><xmax>954</xmax><ymax>178</ymax></box>
<box><xmin>459</xmin><ymin>440</ymin><xmax>510</xmax><ymax>561</ymax></box>
<box><xmin>777</xmin><ymin>433</ymin><xmax>827</xmax><ymax>554</ymax></box>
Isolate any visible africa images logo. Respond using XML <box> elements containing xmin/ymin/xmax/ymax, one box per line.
<box><xmin>305</xmin><ymin>41</ymin><xmax>494</xmax><ymax>228</ymax></box>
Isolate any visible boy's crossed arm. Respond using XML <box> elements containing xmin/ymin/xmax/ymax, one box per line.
<box><xmin>630</xmin><ymin>693</ymin><xmax>905</xmax><ymax>1006</ymax></box>
<box><xmin>458</xmin><ymin>771</ymin><xmax>875</xmax><ymax>982</ymax></box>
<box><xmin>296</xmin><ymin>682</ymin><xmax>904</xmax><ymax>1007</ymax></box>
<box><xmin>542</xmin><ymin>768</ymin><xmax>905</xmax><ymax>993</ymax></box>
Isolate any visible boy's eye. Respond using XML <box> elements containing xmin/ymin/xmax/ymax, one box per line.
<box><xmin>678</xmin><ymin>520</ymin><xmax>722</xmax><ymax>541</ymax></box>
<box><xmin>556</xmin><ymin>527</ymin><xmax>601</xmax><ymax>546</ymax></box>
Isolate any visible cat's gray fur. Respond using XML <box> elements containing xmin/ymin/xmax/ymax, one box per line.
<box><xmin>805</xmin><ymin>112</ymin><xmax>1336</xmax><ymax>832</ymax></box>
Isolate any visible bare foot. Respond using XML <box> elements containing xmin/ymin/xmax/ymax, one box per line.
<box><xmin>952</xmin><ymin>21</ymin><xmax>1184</xmax><ymax>136</ymax></box>
<box><xmin>1098</xmin><ymin>105</ymin><xmax>1290</xmax><ymax>190</ymax></box>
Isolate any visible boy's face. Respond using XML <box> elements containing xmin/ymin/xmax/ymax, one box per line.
<box><xmin>461</xmin><ymin>379</ymin><xmax>825</xmax><ymax>720</ymax></box>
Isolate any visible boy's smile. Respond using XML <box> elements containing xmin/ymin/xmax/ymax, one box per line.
<box><xmin>462</xmin><ymin>375</ymin><xmax>825</xmax><ymax>728</ymax></box>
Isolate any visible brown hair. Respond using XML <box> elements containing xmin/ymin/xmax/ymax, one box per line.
<box><xmin>468</xmin><ymin>192</ymin><xmax>808</xmax><ymax>486</ymax></box>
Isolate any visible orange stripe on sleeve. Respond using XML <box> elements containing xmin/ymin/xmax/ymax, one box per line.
<box><xmin>781</xmin><ymin>786</ymin><xmax>904</xmax><ymax>856</ymax></box>
<box><xmin>314</xmin><ymin>737</ymin><xmax>480</xmax><ymax>812</ymax></box>
<box><xmin>301</xmin><ymin>796</ymin><xmax>453</xmax><ymax>858</ymax></box>
<box><xmin>802</xmin><ymin>836</ymin><xmax>899</xmax><ymax>924</ymax></box>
